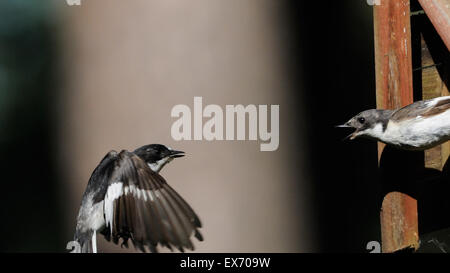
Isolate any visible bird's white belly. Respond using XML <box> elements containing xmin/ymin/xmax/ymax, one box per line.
<box><xmin>89</xmin><ymin>201</ymin><xmax>106</xmax><ymax>231</ymax></box>
<box><xmin>77</xmin><ymin>198</ymin><xmax>105</xmax><ymax>233</ymax></box>
<box><xmin>384</xmin><ymin>111</ymin><xmax>450</xmax><ymax>149</ymax></box>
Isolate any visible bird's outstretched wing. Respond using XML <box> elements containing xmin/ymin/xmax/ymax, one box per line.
<box><xmin>101</xmin><ymin>150</ymin><xmax>203</xmax><ymax>252</ymax></box>
<box><xmin>391</xmin><ymin>96</ymin><xmax>450</xmax><ymax>121</ymax></box>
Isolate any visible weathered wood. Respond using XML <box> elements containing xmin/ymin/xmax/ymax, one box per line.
<box><xmin>374</xmin><ymin>0</ymin><xmax>419</xmax><ymax>252</ymax></box>
<box><xmin>422</xmin><ymin>34</ymin><xmax>450</xmax><ymax>171</ymax></box>
<box><xmin>418</xmin><ymin>0</ymin><xmax>450</xmax><ymax>51</ymax></box>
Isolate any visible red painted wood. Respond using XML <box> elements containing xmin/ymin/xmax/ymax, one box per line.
<box><xmin>373</xmin><ymin>0</ymin><xmax>419</xmax><ymax>253</ymax></box>
<box><xmin>418</xmin><ymin>0</ymin><xmax>450</xmax><ymax>51</ymax></box>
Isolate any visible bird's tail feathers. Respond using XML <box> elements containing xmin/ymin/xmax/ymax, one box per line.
<box><xmin>74</xmin><ymin>231</ymin><xmax>93</xmax><ymax>253</ymax></box>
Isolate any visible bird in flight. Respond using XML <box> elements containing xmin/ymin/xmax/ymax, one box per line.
<box><xmin>74</xmin><ymin>144</ymin><xmax>203</xmax><ymax>253</ymax></box>
<box><xmin>338</xmin><ymin>96</ymin><xmax>450</xmax><ymax>150</ymax></box>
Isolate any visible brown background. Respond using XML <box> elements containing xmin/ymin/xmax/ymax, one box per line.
<box><xmin>57</xmin><ymin>0</ymin><xmax>314</xmax><ymax>252</ymax></box>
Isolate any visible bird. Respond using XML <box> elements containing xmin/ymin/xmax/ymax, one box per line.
<box><xmin>337</xmin><ymin>96</ymin><xmax>450</xmax><ymax>150</ymax></box>
<box><xmin>73</xmin><ymin>144</ymin><xmax>203</xmax><ymax>253</ymax></box>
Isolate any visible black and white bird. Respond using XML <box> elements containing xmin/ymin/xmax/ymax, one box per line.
<box><xmin>338</xmin><ymin>96</ymin><xmax>450</xmax><ymax>150</ymax></box>
<box><xmin>74</xmin><ymin>144</ymin><xmax>203</xmax><ymax>253</ymax></box>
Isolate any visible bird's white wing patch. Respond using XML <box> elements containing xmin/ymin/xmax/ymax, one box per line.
<box><xmin>104</xmin><ymin>182</ymin><xmax>123</xmax><ymax>233</ymax></box>
<box><xmin>123</xmin><ymin>184</ymin><xmax>154</xmax><ymax>202</ymax></box>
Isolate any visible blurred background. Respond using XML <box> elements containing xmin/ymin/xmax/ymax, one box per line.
<box><xmin>0</xmin><ymin>0</ymin><xmax>383</xmax><ymax>252</ymax></box>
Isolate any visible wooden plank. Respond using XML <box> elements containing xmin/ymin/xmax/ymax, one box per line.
<box><xmin>418</xmin><ymin>0</ymin><xmax>450</xmax><ymax>51</ymax></box>
<box><xmin>374</xmin><ymin>0</ymin><xmax>419</xmax><ymax>252</ymax></box>
<box><xmin>421</xmin><ymin>34</ymin><xmax>450</xmax><ymax>171</ymax></box>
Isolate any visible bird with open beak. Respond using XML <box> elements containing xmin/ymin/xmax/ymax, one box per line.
<box><xmin>337</xmin><ymin>96</ymin><xmax>450</xmax><ymax>150</ymax></box>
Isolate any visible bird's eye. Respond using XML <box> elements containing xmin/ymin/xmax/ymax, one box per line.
<box><xmin>358</xmin><ymin>117</ymin><xmax>365</xmax><ymax>124</ymax></box>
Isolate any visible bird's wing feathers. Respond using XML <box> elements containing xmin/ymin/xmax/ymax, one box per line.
<box><xmin>102</xmin><ymin>150</ymin><xmax>203</xmax><ymax>252</ymax></box>
<box><xmin>89</xmin><ymin>150</ymin><xmax>120</xmax><ymax>204</ymax></box>
<box><xmin>391</xmin><ymin>96</ymin><xmax>450</xmax><ymax>121</ymax></box>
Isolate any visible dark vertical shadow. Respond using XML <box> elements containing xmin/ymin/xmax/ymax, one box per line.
<box><xmin>410</xmin><ymin>0</ymin><xmax>424</xmax><ymax>102</ymax></box>
<box><xmin>279</xmin><ymin>1</ymin><xmax>381</xmax><ymax>252</ymax></box>
<box><xmin>0</xmin><ymin>2</ymin><xmax>62</xmax><ymax>251</ymax></box>
<box><xmin>377</xmin><ymin>146</ymin><xmax>424</xmax><ymax>205</ymax></box>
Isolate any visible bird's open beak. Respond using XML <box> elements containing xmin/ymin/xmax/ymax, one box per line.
<box><xmin>169</xmin><ymin>150</ymin><xmax>185</xmax><ymax>158</ymax></box>
<box><xmin>336</xmin><ymin>122</ymin><xmax>358</xmax><ymax>140</ymax></box>
<box><xmin>335</xmin><ymin>122</ymin><xmax>351</xmax><ymax>128</ymax></box>
<box><xmin>347</xmin><ymin>131</ymin><xmax>359</xmax><ymax>140</ymax></box>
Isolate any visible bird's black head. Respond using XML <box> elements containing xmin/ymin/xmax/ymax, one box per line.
<box><xmin>337</xmin><ymin>109</ymin><xmax>393</xmax><ymax>140</ymax></box>
<box><xmin>133</xmin><ymin>144</ymin><xmax>185</xmax><ymax>172</ymax></box>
